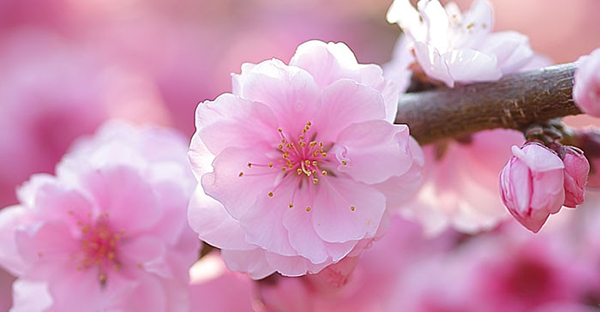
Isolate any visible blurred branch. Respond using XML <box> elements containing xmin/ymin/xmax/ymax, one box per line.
<box><xmin>396</xmin><ymin>63</ymin><xmax>582</xmax><ymax>145</ymax></box>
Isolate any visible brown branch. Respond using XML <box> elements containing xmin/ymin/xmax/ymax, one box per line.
<box><xmin>396</xmin><ymin>62</ymin><xmax>582</xmax><ymax>145</ymax></box>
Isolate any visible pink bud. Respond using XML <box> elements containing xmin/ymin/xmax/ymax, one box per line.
<box><xmin>560</xmin><ymin>146</ymin><xmax>590</xmax><ymax>208</ymax></box>
<box><xmin>499</xmin><ymin>143</ymin><xmax>565</xmax><ymax>233</ymax></box>
<box><xmin>573</xmin><ymin>48</ymin><xmax>600</xmax><ymax>117</ymax></box>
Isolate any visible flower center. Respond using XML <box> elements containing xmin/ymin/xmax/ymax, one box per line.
<box><xmin>239</xmin><ymin>121</ymin><xmax>353</xmax><ymax>212</ymax></box>
<box><xmin>75</xmin><ymin>212</ymin><xmax>124</xmax><ymax>286</ymax></box>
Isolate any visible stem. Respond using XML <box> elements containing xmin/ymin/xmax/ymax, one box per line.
<box><xmin>396</xmin><ymin>62</ymin><xmax>582</xmax><ymax>145</ymax></box>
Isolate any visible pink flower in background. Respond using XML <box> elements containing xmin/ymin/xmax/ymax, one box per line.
<box><xmin>0</xmin><ymin>29</ymin><xmax>170</xmax><ymax>209</ymax></box>
<box><xmin>188</xmin><ymin>40</ymin><xmax>423</xmax><ymax>278</ymax></box>
<box><xmin>0</xmin><ymin>122</ymin><xmax>199</xmax><ymax>312</ymax></box>
<box><xmin>573</xmin><ymin>48</ymin><xmax>600</xmax><ymax>117</ymax></box>
<box><xmin>386</xmin><ymin>0</ymin><xmax>534</xmax><ymax>87</ymax></box>
<box><xmin>559</xmin><ymin>146</ymin><xmax>589</xmax><ymax>208</ymax></box>
<box><xmin>399</xmin><ymin>129</ymin><xmax>523</xmax><ymax>235</ymax></box>
<box><xmin>499</xmin><ymin>143</ymin><xmax>565</xmax><ymax>233</ymax></box>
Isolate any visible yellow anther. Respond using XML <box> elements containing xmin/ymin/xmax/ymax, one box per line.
<box><xmin>305</xmin><ymin>160</ymin><xmax>311</xmax><ymax>165</ymax></box>
<box><xmin>322</xmin><ymin>152</ymin><xmax>327</xmax><ymax>157</ymax></box>
<box><xmin>289</xmin><ymin>203</ymin><xmax>294</xmax><ymax>208</ymax></box>
<box><xmin>278</xmin><ymin>128</ymin><xmax>283</xmax><ymax>132</ymax></box>
<box><xmin>312</xmin><ymin>161</ymin><xmax>318</xmax><ymax>166</ymax></box>
<box><xmin>99</xmin><ymin>274</ymin><xmax>107</xmax><ymax>283</ymax></box>
<box><xmin>306</xmin><ymin>207</ymin><xmax>311</xmax><ymax>212</ymax></box>
<box><xmin>278</xmin><ymin>144</ymin><xmax>284</xmax><ymax>149</ymax></box>
<box><xmin>268</xmin><ymin>162</ymin><xmax>273</xmax><ymax>167</ymax></box>
<box><xmin>342</xmin><ymin>160</ymin><xmax>348</xmax><ymax>166</ymax></box>
<box><xmin>297</xmin><ymin>169</ymin><xmax>303</xmax><ymax>175</ymax></box>
<box><xmin>288</xmin><ymin>164</ymin><xmax>293</xmax><ymax>168</ymax></box>
<box><xmin>309</xmin><ymin>141</ymin><xmax>317</xmax><ymax>147</ymax></box>
<box><xmin>350</xmin><ymin>206</ymin><xmax>356</xmax><ymax>211</ymax></box>
<box><xmin>467</xmin><ymin>23</ymin><xmax>475</xmax><ymax>29</ymax></box>
<box><xmin>322</xmin><ymin>170</ymin><xmax>328</xmax><ymax>176</ymax></box>
<box><xmin>307</xmin><ymin>121</ymin><xmax>312</xmax><ymax>126</ymax></box>
<box><xmin>300</xmin><ymin>135</ymin><xmax>304</xmax><ymax>140</ymax></box>
<box><xmin>319</xmin><ymin>142</ymin><xmax>323</xmax><ymax>147</ymax></box>
<box><xmin>247</xmin><ymin>163</ymin><xmax>252</xmax><ymax>168</ymax></box>
<box><xmin>268</xmin><ymin>192</ymin><xmax>274</xmax><ymax>197</ymax></box>
<box><xmin>281</xmin><ymin>167</ymin><xmax>286</xmax><ymax>171</ymax></box>
<box><xmin>313</xmin><ymin>178</ymin><xmax>319</xmax><ymax>184</ymax></box>
<box><xmin>281</xmin><ymin>139</ymin><xmax>286</xmax><ymax>143</ymax></box>
<box><xmin>77</xmin><ymin>266</ymin><xmax>82</xmax><ymax>271</ymax></box>
<box><xmin>238</xmin><ymin>172</ymin><xmax>244</xmax><ymax>177</ymax></box>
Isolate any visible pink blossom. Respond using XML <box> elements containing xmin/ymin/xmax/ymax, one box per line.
<box><xmin>399</xmin><ymin>129</ymin><xmax>523</xmax><ymax>235</ymax></box>
<box><xmin>559</xmin><ymin>146</ymin><xmax>589</xmax><ymax>208</ymax></box>
<box><xmin>574</xmin><ymin>48</ymin><xmax>600</xmax><ymax>117</ymax></box>
<box><xmin>0</xmin><ymin>122</ymin><xmax>199</xmax><ymax>312</ymax></box>
<box><xmin>188</xmin><ymin>40</ymin><xmax>423</xmax><ymax>278</ymax></box>
<box><xmin>499</xmin><ymin>143</ymin><xmax>565</xmax><ymax>233</ymax></box>
<box><xmin>0</xmin><ymin>29</ymin><xmax>170</xmax><ymax>209</ymax></box>
<box><xmin>386</xmin><ymin>0</ymin><xmax>535</xmax><ymax>87</ymax></box>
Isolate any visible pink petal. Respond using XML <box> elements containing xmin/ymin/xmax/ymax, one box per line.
<box><xmin>335</xmin><ymin>121</ymin><xmax>413</xmax><ymax>184</ymax></box>
<box><xmin>232</xmin><ymin>59</ymin><xmax>320</xmax><ymax>132</ymax></box>
<box><xmin>0</xmin><ymin>206</ymin><xmax>31</xmax><ymax>276</ymax></box>
<box><xmin>202</xmin><ymin>146</ymin><xmax>278</xmax><ymax>220</ymax></box>
<box><xmin>264</xmin><ymin>252</ymin><xmax>330</xmax><ymax>277</ymax></box>
<box><xmin>444</xmin><ymin>48</ymin><xmax>502</xmax><ymax>83</ymax></box>
<box><xmin>512</xmin><ymin>145</ymin><xmax>564</xmax><ymax>172</ymax></box>
<box><xmin>413</xmin><ymin>42</ymin><xmax>454</xmax><ymax>87</ymax></box>
<box><xmin>15</xmin><ymin>220</ymin><xmax>79</xmax><ymax>267</ymax></box>
<box><xmin>312</xmin><ymin>178</ymin><xmax>386</xmax><ymax>243</ymax></box>
<box><xmin>81</xmin><ymin>166</ymin><xmax>162</xmax><ymax>235</ymax></box>
<box><xmin>290</xmin><ymin>40</ymin><xmax>400</xmax><ymax>122</ymax></box>
<box><xmin>283</xmin><ymin>192</ymin><xmax>357</xmax><ymax>264</ymax></box>
<box><xmin>313</xmin><ymin>79</ymin><xmax>387</xmax><ymax>142</ymax></box>
<box><xmin>11</xmin><ymin>279</ymin><xmax>53</xmax><ymax>312</ymax></box>
<box><xmin>119</xmin><ymin>236</ymin><xmax>171</xmax><ymax>278</ymax></box>
<box><xmin>193</xmin><ymin>94</ymin><xmax>279</xmax><ymax>156</ymax></box>
<box><xmin>238</xmin><ymin>183</ymin><xmax>298</xmax><ymax>257</ymax></box>
<box><xmin>221</xmin><ymin>248</ymin><xmax>276</xmax><ymax>280</ymax></box>
<box><xmin>188</xmin><ymin>186</ymin><xmax>253</xmax><ymax>251</ymax></box>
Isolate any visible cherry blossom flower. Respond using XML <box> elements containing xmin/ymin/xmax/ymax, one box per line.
<box><xmin>573</xmin><ymin>48</ymin><xmax>600</xmax><ymax>117</ymax></box>
<box><xmin>0</xmin><ymin>121</ymin><xmax>199</xmax><ymax>312</ymax></box>
<box><xmin>499</xmin><ymin>143</ymin><xmax>565</xmax><ymax>233</ymax></box>
<box><xmin>386</xmin><ymin>0</ymin><xmax>535</xmax><ymax>87</ymax></box>
<box><xmin>188</xmin><ymin>40</ymin><xmax>423</xmax><ymax>278</ymax></box>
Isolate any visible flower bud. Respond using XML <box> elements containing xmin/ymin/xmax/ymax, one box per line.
<box><xmin>573</xmin><ymin>48</ymin><xmax>600</xmax><ymax>117</ymax></box>
<box><xmin>559</xmin><ymin>146</ymin><xmax>590</xmax><ymax>208</ymax></box>
<box><xmin>499</xmin><ymin>143</ymin><xmax>565</xmax><ymax>233</ymax></box>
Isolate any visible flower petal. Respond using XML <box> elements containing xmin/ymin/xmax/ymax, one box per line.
<box><xmin>312</xmin><ymin>178</ymin><xmax>386</xmax><ymax>243</ymax></box>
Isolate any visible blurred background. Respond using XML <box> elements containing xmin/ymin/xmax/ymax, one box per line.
<box><xmin>0</xmin><ymin>0</ymin><xmax>600</xmax><ymax>309</ymax></box>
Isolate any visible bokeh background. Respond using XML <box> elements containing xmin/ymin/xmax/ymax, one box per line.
<box><xmin>1</xmin><ymin>0</ymin><xmax>599</xmax><ymax>309</ymax></box>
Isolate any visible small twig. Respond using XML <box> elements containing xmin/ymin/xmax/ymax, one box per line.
<box><xmin>396</xmin><ymin>63</ymin><xmax>582</xmax><ymax>145</ymax></box>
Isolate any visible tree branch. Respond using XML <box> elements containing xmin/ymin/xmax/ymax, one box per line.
<box><xmin>396</xmin><ymin>63</ymin><xmax>582</xmax><ymax>145</ymax></box>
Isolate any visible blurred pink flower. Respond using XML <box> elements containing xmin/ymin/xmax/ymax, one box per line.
<box><xmin>399</xmin><ymin>129</ymin><xmax>522</xmax><ymax>235</ymax></box>
<box><xmin>574</xmin><ymin>48</ymin><xmax>600</xmax><ymax>117</ymax></box>
<box><xmin>499</xmin><ymin>143</ymin><xmax>565</xmax><ymax>233</ymax></box>
<box><xmin>0</xmin><ymin>122</ymin><xmax>199</xmax><ymax>312</ymax></box>
<box><xmin>387</xmin><ymin>0</ymin><xmax>534</xmax><ymax>87</ymax></box>
<box><xmin>188</xmin><ymin>40</ymin><xmax>423</xmax><ymax>278</ymax></box>
<box><xmin>559</xmin><ymin>146</ymin><xmax>589</xmax><ymax>208</ymax></box>
<box><xmin>0</xmin><ymin>29</ymin><xmax>170</xmax><ymax>209</ymax></box>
